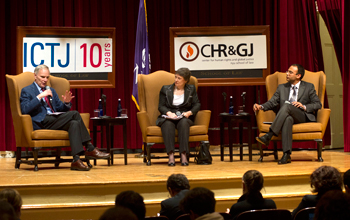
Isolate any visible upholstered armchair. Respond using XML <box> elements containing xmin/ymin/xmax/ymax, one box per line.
<box><xmin>6</xmin><ymin>72</ymin><xmax>91</xmax><ymax>171</ymax></box>
<box><xmin>256</xmin><ymin>70</ymin><xmax>330</xmax><ymax>162</ymax></box>
<box><xmin>137</xmin><ymin>71</ymin><xmax>211</xmax><ymax>165</ymax></box>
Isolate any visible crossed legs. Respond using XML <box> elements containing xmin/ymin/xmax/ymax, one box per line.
<box><xmin>270</xmin><ymin>104</ymin><xmax>307</xmax><ymax>153</ymax></box>
<box><xmin>257</xmin><ymin>104</ymin><xmax>307</xmax><ymax>164</ymax></box>
<box><xmin>42</xmin><ymin>111</ymin><xmax>110</xmax><ymax>170</ymax></box>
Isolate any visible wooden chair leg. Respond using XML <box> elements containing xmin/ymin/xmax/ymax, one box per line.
<box><xmin>33</xmin><ymin>148</ymin><xmax>39</xmax><ymax>171</ymax></box>
<box><xmin>15</xmin><ymin>147</ymin><xmax>22</xmax><ymax>169</ymax></box>
<box><xmin>316</xmin><ymin>139</ymin><xmax>323</xmax><ymax>162</ymax></box>
<box><xmin>55</xmin><ymin>148</ymin><xmax>61</xmax><ymax>168</ymax></box>
<box><xmin>25</xmin><ymin>148</ymin><xmax>29</xmax><ymax>160</ymax></box>
<box><xmin>143</xmin><ymin>142</ymin><xmax>147</xmax><ymax>163</ymax></box>
<box><xmin>86</xmin><ymin>159</ymin><xmax>93</xmax><ymax>168</ymax></box>
<box><xmin>258</xmin><ymin>142</ymin><xmax>263</xmax><ymax>162</ymax></box>
<box><xmin>146</xmin><ymin>143</ymin><xmax>154</xmax><ymax>166</ymax></box>
<box><xmin>273</xmin><ymin>141</ymin><xmax>278</xmax><ymax>160</ymax></box>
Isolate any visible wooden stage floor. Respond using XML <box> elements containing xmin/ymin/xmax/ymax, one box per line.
<box><xmin>0</xmin><ymin>148</ymin><xmax>349</xmax><ymax>220</ymax></box>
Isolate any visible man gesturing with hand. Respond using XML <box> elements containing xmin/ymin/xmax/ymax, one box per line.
<box><xmin>20</xmin><ymin>64</ymin><xmax>110</xmax><ymax>171</ymax></box>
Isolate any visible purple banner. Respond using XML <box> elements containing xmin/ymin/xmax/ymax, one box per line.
<box><xmin>132</xmin><ymin>0</ymin><xmax>150</xmax><ymax>110</ymax></box>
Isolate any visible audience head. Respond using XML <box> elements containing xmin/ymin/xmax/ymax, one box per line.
<box><xmin>343</xmin><ymin>169</ymin><xmax>350</xmax><ymax>194</ymax></box>
<box><xmin>176</xmin><ymin>68</ymin><xmax>191</xmax><ymax>84</ymax></box>
<box><xmin>314</xmin><ymin>190</ymin><xmax>350</xmax><ymax>220</ymax></box>
<box><xmin>115</xmin><ymin>190</ymin><xmax>145</xmax><ymax>220</ymax></box>
<box><xmin>0</xmin><ymin>200</ymin><xmax>17</xmax><ymax>220</ymax></box>
<box><xmin>180</xmin><ymin>187</ymin><xmax>216</xmax><ymax>219</ymax></box>
<box><xmin>99</xmin><ymin>206</ymin><xmax>138</xmax><ymax>220</ymax></box>
<box><xmin>0</xmin><ymin>188</ymin><xmax>22</xmax><ymax>218</ymax></box>
<box><xmin>291</xmin><ymin>64</ymin><xmax>305</xmax><ymax>80</ymax></box>
<box><xmin>167</xmin><ymin>174</ymin><xmax>190</xmax><ymax>196</ymax></box>
<box><xmin>310</xmin><ymin>166</ymin><xmax>343</xmax><ymax>196</ymax></box>
<box><xmin>242</xmin><ymin>170</ymin><xmax>264</xmax><ymax>195</ymax></box>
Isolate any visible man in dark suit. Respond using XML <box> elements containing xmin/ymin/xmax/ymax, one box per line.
<box><xmin>20</xmin><ymin>64</ymin><xmax>110</xmax><ymax>171</ymax></box>
<box><xmin>160</xmin><ymin>174</ymin><xmax>190</xmax><ymax>220</ymax></box>
<box><xmin>253</xmin><ymin>64</ymin><xmax>322</xmax><ymax>164</ymax></box>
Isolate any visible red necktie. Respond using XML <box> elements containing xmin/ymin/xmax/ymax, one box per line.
<box><xmin>41</xmin><ymin>88</ymin><xmax>54</xmax><ymax>112</ymax></box>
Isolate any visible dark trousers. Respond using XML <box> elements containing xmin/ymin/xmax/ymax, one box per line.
<box><xmin>269</xmin><ymin>104</ymin><xmax>308</xmax><ymax>153</ymax></box>
<box><xmin>41</xmin><ymin>111</ymin><xmax>91</xmax><ymax>156</ymax></box>
<box><xmin>161</xmin><ymin>118</ymin><xmax>194</xmax><ymax>154</ymax></box>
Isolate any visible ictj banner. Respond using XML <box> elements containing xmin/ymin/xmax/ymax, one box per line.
<box><xmin>23</xmin><ymin>37</ymin><xmax>113</xmax><ymax>73</ymax></box>
<box><xmin>174</xmin><ymin>35</ymin><xmax>267</xmax><ymax>71</ymax></box>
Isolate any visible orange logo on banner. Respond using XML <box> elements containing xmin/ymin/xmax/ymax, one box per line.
<box><xmin>186</xmin><ymin>45</ymin><xmax>194</xmax><ymax>58</ymax></box>
<box><xmin>179</xmin><ymin>41</ymin><xmax>199</xmax><ymax>62</ymax></box>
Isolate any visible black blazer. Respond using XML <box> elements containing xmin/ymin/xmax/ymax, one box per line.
<box><xmin>159</xmin><ymin>189</ymin><xmax>189</xmax><ymax>220</ymax></box>
<box><xmin>229</xmin><ymin>193</ymin><xmax>276</xmax><ymax>220</ymax></box>
<box><xmin>156</xmin><ymin>83</ymin><xmax>200</xmax><ymax>126</ymax></box>
<box><xmin>291</xmin><ymin>194</ymin><xmax>319</xmax><ymax>218</ymax></box>
<box><xmin>261</xmin><ymin>81</ymin><xmax>322</xmax><ymax>122</ymax></box>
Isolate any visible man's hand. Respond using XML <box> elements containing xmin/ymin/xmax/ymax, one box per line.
<box><xmin>291</xmin><ymin>101</ymin><xmax>306</xmax><ymax>110</ymax></box>
<box><xmin>253</xmin><ymin>103</ymin><xmax>263</xmax><ymax>112</ymax></box>
<box><xmin>182</xmin><ymin>111</ymin><xmax>192</xmax><ymax>118</ymax></box>
<box><xmin>37</xmin><ymin>90</ymin><xmax>52</xmax><ymax>100</ymax></box>
<box><xmin>166</xmin><ymin>111</ymin><xmax>177</xmax><ymax>118</ymax></box>
<box><xmin>62</xmin><ymin>90</ymin><xmax>75</xmax><ymax>103</ymax></box>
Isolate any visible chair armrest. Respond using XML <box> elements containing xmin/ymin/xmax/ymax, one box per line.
<box><xmin>21</xmin><ymin>114</ymin><xmax>34</xmax><ymax>146</ymax></box>
<box><xmin>317</xmin><ymin>108</ymin><xmax>331</xmax><ymax>135</ymax></box>
<box><xmin>255</xmin><ymin>110</ymin><xmax>276</xmax><ymax>131</ymax></box>
<box><xmin>194</xmin><ymin>110</ymin><xmax>211</xmax><ymax>129</ymax></box>
<box><xmin>80</xmin><ymin>113</ymin><xmax>90</xmax><ymax>128</ymax></box>
<box><xmin>137</xmin><ymin>111</ymin><xmax>151</xmax><ymax>141</ymax></box>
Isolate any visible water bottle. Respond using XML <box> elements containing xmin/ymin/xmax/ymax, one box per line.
<box><xmin>98</xmin><ymin>99</ymin><xmax>103</xmax><ymax>116</ymax></box>
<box><xmin>117</xmin><ymin>99</ymin><xmax>122</xmax><ymax>117</ymax></box>
<box><xmin>229</xmin><ymin>96</ymin><xmax>234</xmax><ymax>115</ymax></box>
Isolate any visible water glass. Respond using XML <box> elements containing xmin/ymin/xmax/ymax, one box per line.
<box><xmin>121</xmin><ymin>109</ymin><xmax>127</xmax><ymax>118</ymax></box>
<box><xmin>93</xmin><ymin>109</ymin><xmax>100</xmax><ymax>118</ymax></box>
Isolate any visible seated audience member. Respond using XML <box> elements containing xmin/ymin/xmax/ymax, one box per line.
<box><xmin>0</xmin><ymin>188</ymin><xmax>22</xmax><ymax>220</ymax></box>
<box><xmin>99</xmin><ymin>206</ymin><xmax>138</xmax><ymax>220</ymax></box>
<box><xmin>160</xmin><ymin>174</ymin><xmax>190</xmax><ymax>220</ymax></box>
<box><xmin>343</xmin><ymin>169</ymin><xmax>350</xmax><ymax>194</ymax></box>
<box><xmin>180</xmin><ymin>187</ymin><xmax>223</xmax><ymax>220</ymax></box>
<box><xmin>229</xmin><ymin>170</ymin><xmax>276</xmax><ymax>219</ymax></box>
<box><xmin>292</xmin><ymin>165</ymin><xmax>343</xmax><ymax>218</ymax></box>
<box><xmin>314</xmin><ymin>190</ymin><xmax>350</xmax><ymax>220</ymax></box>
<box><xmin>0</xmin><ymin>200</ymin><xmax>17</xmax><ymax>220</ymax></box>
<box><xmin>115</xmin><ymin>190</ymin><xmax>146</xmax><ymax>220</ymax></box>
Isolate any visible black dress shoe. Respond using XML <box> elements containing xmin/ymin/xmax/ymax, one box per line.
<box><xmin>278</xmin><ymin>153</ymin><xmax>291</xmax><ymax>165</ymax></box>
<box><xmin>256</xmin><ymin>134</ymin><xmax>271</xmax><ymax>146</ymax></box>
<box><xmin>181</xmin><ymin>162</ymin><xmax>189</xmax><ymax>166</ymax></box>
<box><xmin>168</xmin><ymin>162</ymin><xmax>175</xmax><ymax>167</ymax></box>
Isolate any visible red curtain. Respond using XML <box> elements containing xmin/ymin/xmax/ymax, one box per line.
<box><xmin>317</xmin><ymin>0</ymin><xmax>350</xmax><ymax>151</ymax></box>
<box><xmin>0</xmin><ymin>0</ymin><xmax>329</xmax><ymax>152</ymax></box>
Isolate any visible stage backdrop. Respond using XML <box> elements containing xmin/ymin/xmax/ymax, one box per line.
<box><xmin>0</xmin><ymin>0</ymin><xmax>329</xmax><ymax>152</ymax></box>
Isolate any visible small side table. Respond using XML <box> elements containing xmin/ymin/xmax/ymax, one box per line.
<box><xmin>219</xmin><ymin>113</ymin><xmax>252</xmax><ymax>162</ymax></box>
<box><xmin>91</xmin><ymin>117</ymin><xmax>128</xmax><ymax>165</ymax></box>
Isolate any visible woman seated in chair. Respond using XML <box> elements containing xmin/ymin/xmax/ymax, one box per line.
<box><xmin>229</xmin><ymin>170</ymin><xmax>276</xmax><ymax>219</ymax></box>
<box><xmin>156</xmin><ymin>67</ymin><xmax>200</xmax><ymax>166</ymax></box>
